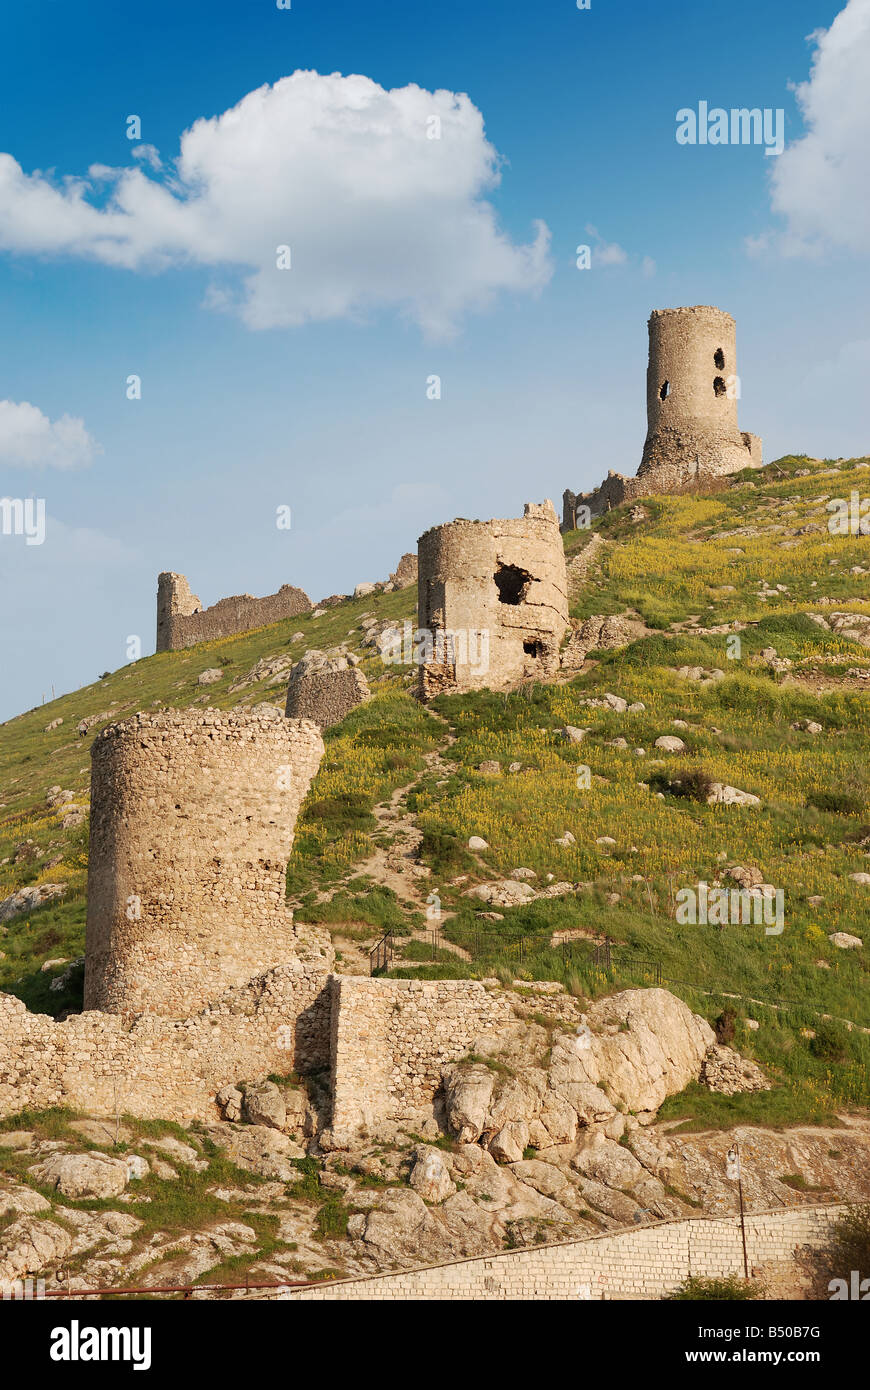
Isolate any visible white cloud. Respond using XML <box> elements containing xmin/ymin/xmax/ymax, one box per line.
<box><xmin>0</xmin><ymin>71</ymin><xmax>553</xmax><ymax>338</ymax></box>
<box><xmin>583</xmin><ymin>224</ymin><xmax>652</xmax><ymax>273</ymax></box>
<box><xmin>0</xmin><ymin>399</ymin><xmax>100</xmax><ymax>469</ymax></box>
<box><xmin>766</xmin><ymin>0</ymin><xmax>870</xmax><ymax>255</ymax></box>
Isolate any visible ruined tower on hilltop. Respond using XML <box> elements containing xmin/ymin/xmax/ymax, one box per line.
<box><xmin>83</xmin><ymin>707</ymin><xmax>324</xmax><ymax>1018</ymax></box>
<box><xmin>563</xmin><ymin>305</ymin><xmax>762</xmax><ymax>526</ymax></box>
<box><xmin>417</xmin><ymin>500</ymin><xmax>568</xmax><ymax>698</ymax></box>
<box><xmin>639</xmin><ymin>306</ymin><xmax>761</xmax><ymax>478</ymax></box>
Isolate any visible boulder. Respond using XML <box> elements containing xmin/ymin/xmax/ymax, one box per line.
<box><xmin>654</xmin><ymin>736</ymin><xmax>687</xmax><ymax>753</ymax></box>
<box><xmin>442</xmin><ymin>1064</ymin><xmax>496</xmax><ymax>1143</ymax></box>
<box><xmin>28</xmin><ymin>1152</ymin><xmax>129</xmax><ymax>1200</ymax></box>
<box><xmin>0</xmin><ymin>883</ymin><xmax>66</xmax><ymax>923</ymax></box>
<box><xmin>829</xmin><ymin>932</ymin><xmax>863</xmax><ymax>950</ymax></box>
<box><xmin>242</xmin><ymin>1081</ymin><xmax>286</xmax><ymax>1131</ymax></box>
<box><xmin>409</xmin><ymin>1146</ymin><xmax>456</xmax><ymax>1203</ymax></box>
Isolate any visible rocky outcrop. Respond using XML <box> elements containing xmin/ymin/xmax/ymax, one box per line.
<box><xmin>442</xmin><ymin>990</ymin><xmax>725</xmax><ymax>1155</ymax></box>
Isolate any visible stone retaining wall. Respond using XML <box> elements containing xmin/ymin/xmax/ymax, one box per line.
<box><xmin>279</xmin><ymin>1204</ymin><xmax>844</xmax><ymax>1300</ymax></box>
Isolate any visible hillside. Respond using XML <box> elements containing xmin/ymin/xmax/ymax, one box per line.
<box><xmin>2</xmin><ymin>454</ymin><xmax>870</xmax><ymax>1123</ymax></box>
<box><xmin>2</xmin><ymin>455</ymin><xmax>870</xmax><ymax>1294</ymax></box>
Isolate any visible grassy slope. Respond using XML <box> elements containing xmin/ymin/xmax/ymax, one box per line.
<box><xmin>2</xmin><ymin>453</ymin><xmax>869</xmax><ymax>1124</ymax></box>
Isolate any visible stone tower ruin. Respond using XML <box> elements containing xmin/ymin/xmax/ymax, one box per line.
<box><xmin>83</xmin><ymin>707</ymin><xmax>324</xmax><ymax>1018</ymax></box>
<box><xmin>417</xmin><ymin>501</ymin><xmax>568</xmax><ymax>698</ymax></box>
<box><xmin>639</xmin><ymin>305</ymin><xmax>761</xmax><ymax>479</ymax></box>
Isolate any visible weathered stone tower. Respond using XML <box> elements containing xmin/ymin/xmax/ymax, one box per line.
<box><xmin>156</xmin><ymin>572</ymin><xmax>203</xmax><ymax>652</ymax></box>
<box><xmin>83</xmin><ymin>708</ymin><xmax>324</xmax><ymax>1018</ymax></box>
<box><xmin>639</xmin><ymin>306</ymin><xmax>761</xmax><ymax>478</ymax></box>
<box><xmin>417</xmin><ymin>501</ymin><xmax>568</xmax><ymax>697</ymax></box>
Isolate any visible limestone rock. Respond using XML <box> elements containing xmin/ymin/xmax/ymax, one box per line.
<box><xmin>197</xmin><ymin>668</ymin><xmax>223</xmax><ymax>685</ymax></box>
<box><xmin>442</xmin><ymin>1063</ymin><xmax>496</xmax><ymax>1143</ymax></box>
<box><xmin>28</xmin><ymin>1152</ymin><xmax>129</xmax><ymax>1200</ymax></box>
<box><xmin>0</xmin><ymin>1219</ymin><xmax>73</xmax><ymax>1284</ymax></box>
<box><xmin>829</xmin><ymin>932</ymin><xmax>863</xmax><ymax>949</ymax></box>
<box><xmin>0</xmin><ymin>883</ymin><xmax>66</xmax><ymax>923</ymax></box>
<box><xmin>242</xmin><ymin>1081</ymin><xmax>286</xmax><ymax>1131</ymax></box>
<box><xmin>706</xmin><ymin>783</ymin><xmax>761</xmax><ymax>807</ymax></box>
<box><xmin>409</xmin><ymin>1146</ymin><xmax>456</xmax><ymax>1203</ymax></box>
<box><xmin>215</xmin><ymin>1085</ymin><xmax>243</xmax><ymax>1122</ymax></box>
<box><xmin>389</xmin><ymin>553</ymin><xmax>418</xmax><ymax>589</ymax></box>
<box><xmin>654</xmin><ymin>736</ymin><xmax>687</xmax><ymax>753</ymax></box>
<box><xmin>463</xmin><ymin>880</ymin><xmax>536</xmax><ymax>907</ymax></box>
<box><xmin>701</xmin><ymin>1044</ymin><xmax>770</xmax><ymax>1095</ymax></box>
<box><xmin>205</xmin><ymin>1124</ymin><xmax>305</xmax><ymax>1179</ymax></box>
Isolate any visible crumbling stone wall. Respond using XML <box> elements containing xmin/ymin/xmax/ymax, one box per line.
<box><xmin>84</xmin><ymin>708</ymin><xmax>324</xmax><ymax>1019</ymax></box>
<box><xmin>563</xmin><ymin>306</ymin><xmax>762</xmax><ymax>527</ymax></box>
<box><xmin>0</xmin><ymin>952</ymin><xmax>333</xmax><ymax>1123</ymax></box>
<box><xmin>156</xmin><ymin>572</ymin><xmax>310</xmax><ymax>652</ymax></box>
<box><xmin>284</xmin><ymin>652</ymin><xmax>371</xmax><ymax>730</ymax></box>
<box><xmin>328</xmin><ymin>977</ymin><xmax>515</xmax><ymax>1146</ymax></box>
<box><xmin>417</xmin><ymin>501</ymin><xmax>568</xmax><ymax>697</ymax></box>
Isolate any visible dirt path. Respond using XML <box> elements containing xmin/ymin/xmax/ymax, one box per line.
<box><xmin>300</xmin><ymin>711</ymin><xmax>472</xmax><ymax>973</ymax></box>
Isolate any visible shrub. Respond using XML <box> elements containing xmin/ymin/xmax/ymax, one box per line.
<box><xmin>806</xmin><ymin>1203</ymin><xmax>870</xmax><ymax>1299</ymax></box>
<box><xmin>665</xmin><ymin>1275</ymin><xmax>764</xmax><ymax>1300</ymax></box>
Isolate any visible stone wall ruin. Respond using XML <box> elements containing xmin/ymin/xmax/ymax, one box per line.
<box><xmin>156</xmin><ymin>571</ymin><xmax>311</xmax><ymax>652</ymax></box>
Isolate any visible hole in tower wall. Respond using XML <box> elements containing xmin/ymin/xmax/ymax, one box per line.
<box><xmin>714</xmin><ymin>348</ymin><xmax>725</xmax><ymax>370</ymax></box>
<box><xmin>659</xmin><ymin>380</ymin><xmax>670</xmax><ymax>400</ymax></box>
<box><xmin>523</xmin><ymin>639</ymin><xmax>544</xmax><ymax>658</ymax></box>
<box><xmin>713</xmin><ymin>377</ymin><xmax>727</xmax><ymax>397</ymax></box>
<box><xmin>494</xmin><ymin>563</ymin><xmax>533</xmax><ymax>605</ymax></box>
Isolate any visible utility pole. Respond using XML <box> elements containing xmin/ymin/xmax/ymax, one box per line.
<box><xmin>727</xmin><ymin>1140</ymin><xmax>749</xmax><ymax>1279</ymax></box>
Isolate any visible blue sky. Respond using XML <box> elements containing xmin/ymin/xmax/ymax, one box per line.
<box><xmin>1</xmin><ymin>0</ymin><xmax>868</xmax><ymax>720</ymax></box>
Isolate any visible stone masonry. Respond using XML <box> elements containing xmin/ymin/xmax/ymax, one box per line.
<box><xmin>0</xmin><ymin>951</ymin><xmax>333</xmax><ymax>1123</ymax></box>
<box><xmin>284</xmin><ymin>651</ymin><xmax>371</xmax><ymax>730</ymax></box>
<box><xmin>156</xmin><ymin>571</ymin><xmax>310</xmax><ymax>652</ymax></box>
<box><xmin>417</xmin><ymin>500</ymin><xmax>569</xmax><ymax>697</ymax></box>
<box><xmin>563</xmin><ymin>306</ymin><xmax>762</xmax><ymax>526</ymax></box>
<box><xmin>84</xmin><ymin>708</ymin><xmax>324</xmax><ymax>1018</ymax></box>
<box><xmin>327</xmin><ymin>976</ymin><xmax>515</xmax><ymax>1147</ymax></box>
<box><xmin>279</xmin><ymin>1204</ymin><xmax>845</xmax><ymax>1301</ymax></box>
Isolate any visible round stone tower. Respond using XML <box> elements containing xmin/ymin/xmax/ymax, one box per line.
<box><xmin>83</xmin><ymin>708</ymin><xmax>324</xmax><ymax>1018</ymax></box>
<box><xmin>417</xmin><ymin>500</ymin><xmax>568</xmax><ymax>697</ymax></box>
<box><xmin>639</xmin><ymin>306</ymin><xmax>761</xmax><ymax>478</ymax></box>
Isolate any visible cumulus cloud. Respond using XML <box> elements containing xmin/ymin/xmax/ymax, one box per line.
<box><xmin>0</xmin><ymin>71</ymin><xmax>553</xmax><ymax>338</ymax></box>
<box><xmin>766</xmin><ymin>0</ymin><xmax>870</xmax><ymax>255</ymax></box>
<box><xmin>0</xmin><ymin>400</ymin><xmax>100</xmax><ymax>469</ymax></box>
